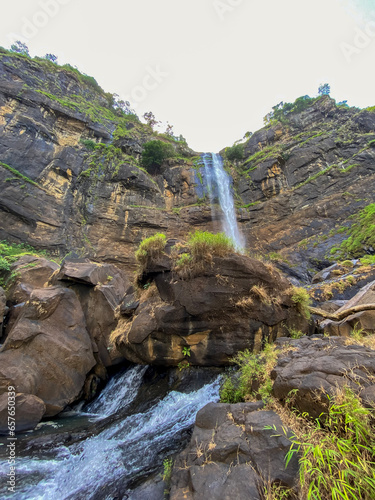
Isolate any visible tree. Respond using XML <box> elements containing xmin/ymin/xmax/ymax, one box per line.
<box><xmin>143</xmin><ymin>111</ymin><xmax>159</xmax><ymax>129</ymax></box>
<box><xmin>318</xmin><ymin>83</ymin><xmax>331</xmax><ymax>96</ymax></box>
<box><xmin>44</xmin><ymin>53</ymin><xmax>58</xmax><ymax>63</ymax></box>
<box><xmin>165</xmin><ymin>123</ymin><xmax>174</xmax><ymax>136</ymax></box>
<box><xmin>141</xmin><ymin>140</ymin><xmax>176</xmax><ymax>174</ymax></box>
<box><xmin>225</xmin><ymin>144</ymin><xmax>244</xmax><ymax>161</ymax></box>
<box><xmin>243</xmin><ymin>131</ymin><xmax>253</xmax><ymax>140</ymax></box>
<box><xmin>10</xmin><ymin>41</ymin><xmax>29</xmax><ymax>57</ymax></box>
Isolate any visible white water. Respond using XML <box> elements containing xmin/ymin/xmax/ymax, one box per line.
<box><xmin>202</xmin><ymin>153</ymin><xmax>245</xmax><ymax>250</ymax></box>
<box><xmin>0</xmin><ymin>367</ymin><xmax>220</xmax><ymax>500</ymax></box>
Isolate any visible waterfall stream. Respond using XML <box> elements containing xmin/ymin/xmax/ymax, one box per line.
<box><xmin>0</xmin><ymin>366</ymin><xmax>220</xmax><ymax>500</ymax></box>
<box><xmin>201</xmin><ymin>153</ymin><xmax>245</xmax><ymax>250</ymax></box>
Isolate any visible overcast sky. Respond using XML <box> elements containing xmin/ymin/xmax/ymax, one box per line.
<box><xmin>0</xmin><ymin>0</ymin><xmax>374</xmax><ymax>152</ymax></box>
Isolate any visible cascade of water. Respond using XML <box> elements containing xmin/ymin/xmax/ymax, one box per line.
<box><xmin>201</xmin><ymin>153</ymin><xmax>245</xmax><ymax>250</ymax></box>
<box><xmin>0</xmin><ymin>368</ymin><xmax>221</xmax><ymax>500</ymax></box>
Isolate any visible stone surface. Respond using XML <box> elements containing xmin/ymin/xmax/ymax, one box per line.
<box><xmin>0</xmin><ymin>393</ymin><xmax>46</xmax><ymax>434</ymax></box>
<box><xmin>0</xmin><ymin>286</ymin><xmax>95</xmax><ymax>423</ymax></box>
<box><xmin>114</xmin><ymin>250</ymin><xmax>307</xmax><ymax>366</ymax></box>
<box><xmin>272</xmin><ymin>336</ymin><xmax>375</xmax><ymax>418</ymax></box>
<box><xmin>170</xmin><ymin>403</ymin><xmax>299</xmax><ymax>499</ymax></box>
<box><xmin>0</xmin><ymin>287</ymin><xmax>6</xmax><ymax>334</ymax></box>
<box><xmin>321</xmin><ymin>280</ymin><xmax>375</xmax><ymax>336</ymax></box>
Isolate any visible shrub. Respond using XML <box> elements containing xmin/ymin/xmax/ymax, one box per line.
<box><xmin>187</xmin><ymin>231</ymin><xmax>234</xmax><ymax>262</ymax></box>
<box><xmin>135</xmin><ymin>233</ymin><xmax>167</xmax><ymax>271</ymax></box>
<box><xmin>225</xmin><ymin>144</ymin><xmax>244</xmax><ymax>161</ymax></box>
<box><xmin>220</xmin><ymin>343</ymin><xmax>277</xmax><ymax>403</ymax></box>
<box><xmin>285</xmin><ymin>387</ymin><xmax>375</xmax><ymax>499</ymax></box>
<box><xmin>291</xmin><ymin>286</ymin><xmax>311</xmax><ymax>319</ymax></box>
<box><xmin>141</xmin><ymin>140</ymin><xmax>176</xmax><ymax>174</ymax></box>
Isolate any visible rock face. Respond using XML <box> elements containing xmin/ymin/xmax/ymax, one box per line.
<box><xmin>272</xmin><ymin>336</ymin><xmax>375</xmax><ymax>418</ymax></box>
<box><xmin>1</xmin><ymin>52</ymin><xmax>374</xmax><ymax>281</ymax></box>
<box><xmin>321</xmin><ymin>280</ymin><xmax>375</xmax><ymax>336</ymax></box>
<box><xmin>113</xmin><ymin>249</ymin><xmax>308</xmax><ymax>366</ymax></box>
<box><xmin>0</xmin><ymin>393</ymin><xmax>46</xmax><ymax>433</ymax></box>
<box><xmin>0</xmin><ymin>286</ymin><xmax>96</xmax><ymax>422</ymax></box>
<box><xmin>170</xmin><ymin>402</ymin><xmax>299</xmax><ymax>500</ymax></box>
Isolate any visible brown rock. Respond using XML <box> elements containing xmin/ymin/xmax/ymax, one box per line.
<box><xmin>0</xmin><ymin>286</ymin><xmax>95</xmax><ymax>421</ymax></box>
<box><xmin>0</xmin><ymin>393</ymin><xmax>46</xmax><ymax>434</ymax></box>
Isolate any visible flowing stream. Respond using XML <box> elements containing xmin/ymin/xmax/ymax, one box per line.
<box><xmin>201</xmin><ymin>153</ymin><xmax>245</xmax><ymax>250</ymax></box>
<box><xmin>0</xmin><ymin>366</ymin><xmax>221</xmax><ymax>500</ymax></box>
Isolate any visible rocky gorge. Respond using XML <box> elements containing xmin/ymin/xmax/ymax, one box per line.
<box><xmin>1</xmin><ymin>49</ymin><xmax>375</xmax><ymax>499</ymax></box>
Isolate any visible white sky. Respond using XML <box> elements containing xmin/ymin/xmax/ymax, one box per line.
<box><xmin>0</xmin><ymin>0</ymin><xmax>374</xmax><ymax>152</ymax></box>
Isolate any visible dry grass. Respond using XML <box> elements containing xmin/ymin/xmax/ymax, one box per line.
<box><xmin>235</xmin><ymin>296</ymin><xmax>254</xmax><ymax>309</ymax></box>
<box><xmin>251</xmin><ymin>285</ymin><xmax>271</xmax><ymax>305</ymax></box>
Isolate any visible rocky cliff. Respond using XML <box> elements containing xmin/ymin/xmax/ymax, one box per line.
<box><xmin>1</xmin><ymin>50</ymin><xmax>375</xmax><ymax>280</ymax></box>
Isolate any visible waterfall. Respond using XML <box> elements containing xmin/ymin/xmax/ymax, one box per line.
<box><xmin>201</xmin><ymin>153</ymin><xmax>245</xmax><ymax>251</ymax></box>
<box><xmin>0</xmin><ymin>366</ymin><xmax>221</xmax><ymax>500</ymax></box>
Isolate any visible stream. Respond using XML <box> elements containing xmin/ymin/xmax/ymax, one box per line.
<box><xmin>0</xmin><ymin>365</ymin><xmax>221</xmax><ymax>499</ymax></box>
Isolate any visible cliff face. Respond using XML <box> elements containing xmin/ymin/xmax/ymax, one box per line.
<box><xmin>1</xmin><ymin>51</ymin><xmax>375</xmax><ymax>278</ymax></box>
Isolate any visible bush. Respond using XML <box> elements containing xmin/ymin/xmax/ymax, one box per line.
<box><xmin>187</xmin><ymin>231</ymin><xmax>234</xmax><ymax>262</ymax></box>
<box><xmin>141</xmin><ymin>140</ymin><xmax>176</xmax><ymax>174</ymax></box>
<box><xmin>135</xmin><ymin>233</ymin><xmax>167</xmax><ymax>271</ymax></box>
<box><xmin>285</xmin><ymin>387</ymin><xmax>375</xmax><ymax>499</ymax></box>
<box><xmin>291</xmin><ymin>286</ymin><xmax>311</xmax><ymax>319</ymax></box>
<box><xmin>225</xmin><ymin>144</ymin><xmax>244</xmax><ymax>161</ymax></box>
<box><xmin>338</xmin><ymin>203</ymin><xmax>375</xmax><ymax>258</ymax></box>
<box><xmin>220</xmin><ymin>343</ymin><xmax>277</xmax><ymax>403</ymax></box>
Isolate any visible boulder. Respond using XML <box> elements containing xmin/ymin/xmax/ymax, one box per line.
<box><xmin>170</xmin><ymin>403</ymin><xmax>299</xmax><ymax>499</ymax></box>
<box><xmin>321</xmin><ymin>280</ymin><xmax>375</xmax><ymax>336</ymax></box>
<box><xmin>53</xmin><ymin>260</ymin><xmax>131</xmax><ymax>366</ymax></box>
<box><xmin>272</xmin><ymin>336</ymin><xmax>375</xmax><ymax>418</ymax></box>
<box><xmin>114</xmin><ymin>252</ymin><xmax>308</xmax><ymax>366</ymax></box>
<box><xmin>0</xmin><ymin>286</ymin><xmax>95</xmax><ymax>429</ymax></box>
<box><xmin>0</xmin><ymin>393</ymin><xmax>46</xmax><ymax>433</ymax></box>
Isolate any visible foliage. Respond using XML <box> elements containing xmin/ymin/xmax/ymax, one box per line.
<box><xmin>291</xmin><ymin>286</ymin><xmax>311</xmax><ymax>319</ymax></box>
<box><xmin>135</xmin><ymin>233</ymin><xmax>167</xmax><ymax>271</ymax></box>
<box><xmin>0</xmin><ymin>161</ymin><xmax>41</xmax><ymax>188</ymax></box>
<box><xmin>360</xmin><ymin>255</ymin><xmax>375</xmax><ymax>265</ymax></box>
<box><xmin>263</xmin><ymin>95</ymin><xmax>318</xmax><ymax>125</ymax></box>
<box><xmin>143</xmin><ymin>111</ymin><xmax>159</xmax><ymax>129</ymax></box>
<box><xmin>44</xmin><ymin>53</ymin><xmax>57</xmax><ymax>63</ymax></box>
<box><xmin>10</xmin><ymin>40</ymin><xmax>29</xmax><ymax>56</ymax></box>
<box><xmin>225</xmin><ymin>144</ymin><xmax>244</xmax><ymax>161</ymax></box>
<box><xmin>220</xmin><ymin>343</ymin><xmax>278</xmax><ymax>403</ymax></box>
<box><xmin>182</xmin><ymin>346</ymin><xmax>191</xmax><ymax>357</ymax></box>
<box><xmin>187</xmin><ymin>231</ymin><xmax>234</xmax><ymax>262</ymax></box>
<box><xmin>141</xmin><ymin>140</ymin><xmax>176</xmax><ymax>174</ymax></box>
<box><xmin>318</xmin><ymin>83</ymin><xmax>331</xmax><ymax>96</ymax></box>
<box><xmin>80</xmin><ymin>138</ymin><xmax>97</xmax><ymax>150</ymax></box>
<box><xmin>337</xmin><ymin>203</ymin><xmax>375</xmax><ymax>258</ymax></box>
<box><xmin>285</xmin><ymin>387</ymin><xmax>375</xmax><ymax>500</ymax></box>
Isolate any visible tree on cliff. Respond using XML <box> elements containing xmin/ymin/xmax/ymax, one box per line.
<box><xmin>141</xmin><ymin>140</ymin><xmax>176</xmax><ymax>174</ymax></box>
<box><xmin>318</xmin><ymin>83</ymin><xmax>331</xmax><ymax>96</ymax></box>
<box><xmin>10</xmin><ymin>41</ymin><xmax>29</xmax><ymax>57</ymax></box>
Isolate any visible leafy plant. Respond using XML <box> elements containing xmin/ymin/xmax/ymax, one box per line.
<box><xmin>285</xmin><ymin>387</ymin><xmax>375</xmax><ymax>500</ymax></box>
<box><xmin>135</xmin><ymin>233</ymin><xmax>167</xmax><ymax>272</ymax></box>
<box><xmin>291</xmin><ymin>286</ymin><xmax>311</xmax><ymax>319</ymax></box>
<box><xmin>141</xmin><ymin>140</ymin><xmax>176</xmax><ymax>174</ymax></box>
<box><xmin>225</xmin><ymin>144</ymin><xmax>244</xmax><ymax>161</ymax></box>
<box><xmin>182</xmin><ymin>346</ymin><xmax>191</xmax><ymax>357</ymax></box>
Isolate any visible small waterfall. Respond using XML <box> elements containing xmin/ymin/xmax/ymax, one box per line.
<box><xmin>0</xmin><ymin>367</ymin><xmax>221</xmax><ymax>500</ymax></box>
<box><xmin>201</xmin><ymin>153</ymin><xmax>245</xmax><ymax>250</ymax></box>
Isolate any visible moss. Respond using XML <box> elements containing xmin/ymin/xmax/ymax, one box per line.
<box><xmin>0</xmin><ymin>161</ymin><xmax>42</xmax><ymax>189</ymax></box>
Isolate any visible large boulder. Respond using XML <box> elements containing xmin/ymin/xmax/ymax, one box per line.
<box><xmin>272</xmin><ymin>336</ymin><xmax>375</xmax><ymax>418</ymax></box>
<box><xmin>0</xmin><ymin>393</ymin><xmax>46</xmax><ymax>433</ymax></box>
<box><xmin>113</xmin><ymin>251</ymin><xmax>307</xmax><ymax>366</ymax></box>
<box><xmin>52</xmin><ymin>259</ymin><xmax>131</xmax><ymax>366</ymax></box>
<box><xmin>170</xmin><ymin>402</ymin><xmax>299</xmax><ymax>499</ymax></box>
<box><xmin>0</xmin><ymin>286</ymin><xmax>95</xmax><ymax>431</ymax></box>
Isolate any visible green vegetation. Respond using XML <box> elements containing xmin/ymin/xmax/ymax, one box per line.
<box><xmin>293</xmin><ymin>164</ymin><xmax>336</xmax><ymax>190</ymax></box>
<box><xmin>291</xmin><ymin>286</ymin><xmax>311</xmax><ymax>319</ymax></box>
<box><xmin>220</xmin><ymin>343</ymin><xmax>278</xmax><ymax>403</ymax></box>
<box><xmin>182</xmin><ymin>346</ymin><xmax>191</xmax><ymax>357</ymax></box>
<box><xmin>360</xmin><ymin>255</ymin><xmax>375</xmax><ymax>265</ymax></box>
<box><xmin>0</xmin><ymin>161</ymin><xmax>42</xmax><ymax>189</ymax></box>
<box><xmin>141</xmin><ymin>140</ymin><xmax>176</xmax><ymax>174</ymax></box>
<box><xmin>225</xmin><ymin>144</ymin><xmax>244</xmax><ymax>161</ymax></box>
<box><xmin>135</xmin><ymin>233</ymin><xmax>167</xmax><ymax>272</ymax></box>
<box><xmin>187</xmin><ymin>231</ymin><xmax>234</xmax><ymax>261</ymax></box>
<box><xmin>263</xmin><ymin>95</ymin><xmax>319</xmax><ymax>125</ymax></box>
<box><xmin>285</xmin><ymin>387</ymin><xmax>375</xmax><ymax>500</ymax></box>
<box><xmin>336</xmin><ymin>203</ymin><xmax>375</xmax><ymax>258</ymax></box>
<box><xmin>162</xmin><ymin>457</ymin><xmax>173</xmax><ymax>498</ymax></box>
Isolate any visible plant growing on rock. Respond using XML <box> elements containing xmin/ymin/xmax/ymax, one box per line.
<box><xmin>135</xmin><ymin>233</ymin><xmax>167</xmax><ymax>272</ymax></box>
<box><xmin>141</xmin><ymin>140</ymin><xmax>176</xmax><ymax>174</ymax></box>
<box><xmin>187</xmin><ymin>231</ymin><xmax>234</xmax><ymax>262</ymax></box>
<box><xmin>291</xmin><ymin>286</ymin><xmax>311</xmax><ymax>319</ymax></box>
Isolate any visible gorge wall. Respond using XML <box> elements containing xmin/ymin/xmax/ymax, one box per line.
<box><xmin>1</xmin><ymin>51</ymin><xmax>375</xmax><ymax>280</ymax></box>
